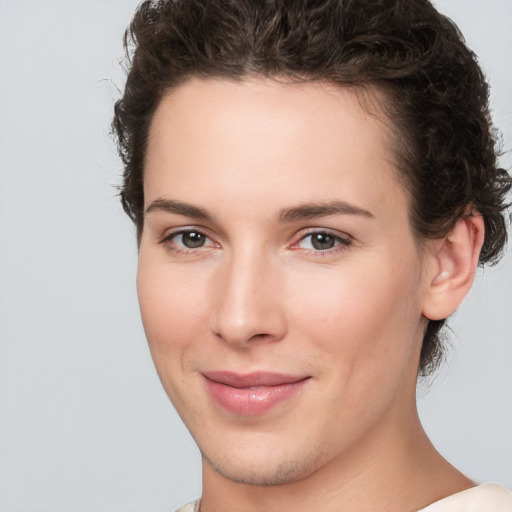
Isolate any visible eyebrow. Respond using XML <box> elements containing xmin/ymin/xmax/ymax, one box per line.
<box><xmin>144</xmin><ymin>198</ymin><xmax>373</xmax><ymax>223</ymax></box>
<box><xmin>145</xmin><ymin>199</ymin><xmax>213</xmax><ymax>220</ymax></box>
<box><xmin>277</xmin><ymin>200</ymin><xmax>374</xmax><ymax>223</ymax></box>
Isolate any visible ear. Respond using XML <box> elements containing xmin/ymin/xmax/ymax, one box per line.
<box><xmin>422</xmin><ymin>214</ymin><xmax>485</xmax><ymax>321</ymax></box>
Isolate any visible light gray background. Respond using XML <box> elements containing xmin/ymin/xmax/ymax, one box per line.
<box><xmin>0</xmin><ymin>1</ymin><xmax>510</xmax><ymax>511</ymax></box>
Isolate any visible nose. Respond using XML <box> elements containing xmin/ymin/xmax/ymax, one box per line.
<box><xmin>210</xmin><ymin>247</ymin><xmax>287</xmax><ymax>348</ymax></box>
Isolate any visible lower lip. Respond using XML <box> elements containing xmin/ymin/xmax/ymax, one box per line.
<box><xmin>204</xmin><ymin>377</ymin><xmax>309</xmax><ymax>416</ymax></box>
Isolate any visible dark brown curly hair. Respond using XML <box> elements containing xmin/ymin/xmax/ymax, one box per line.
<box><xmin>113</xmin><ymin>0</ymin><xmax>511</xmax><ymax>376</ymax></box>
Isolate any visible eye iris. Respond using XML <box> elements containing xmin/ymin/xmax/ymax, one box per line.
<box><xmin>182</xmin><ymin>231</ymin><xmax>205</xmax><ymax>248</ymax></box>
<box><xmin>311</xmin><ymin>233</ymin><xmax>335</xmax><ymax>250</ymax></box>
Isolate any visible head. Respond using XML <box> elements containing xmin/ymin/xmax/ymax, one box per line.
<box><xmin>114</xmin><ymin>0</ymin><xmax>510</xmax><ymax>378</ymax></box>
<box><xmin>113</xmin><ymin>0</ymin><xmax>511</xmax><ymax>489</ymax></box>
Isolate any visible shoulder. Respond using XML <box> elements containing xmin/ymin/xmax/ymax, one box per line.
<box><xmin>174</xmin><ymin>499</ymin><xmax>200</xmax><ymax>512</ymax></box>
<box><xmin>419</xmin><ymin>483</ymin><xmax>512</xmax><ymax>511</ymax></box>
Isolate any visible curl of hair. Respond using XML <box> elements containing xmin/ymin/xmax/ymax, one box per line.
<box><xmin>113</xmin><ymin>0</ymin><xmax>511</xmax><ymax>376</ymax></box>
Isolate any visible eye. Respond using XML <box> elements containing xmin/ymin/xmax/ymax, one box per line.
<box><xmin>160</xmin><ymin>229</ymin><xmax>216</xmax><ymax>252</ymax></box>
<box><xmin>295</xmin><ymin>230</ymin><xmax>351</xmax><ymax>252</ymax></box>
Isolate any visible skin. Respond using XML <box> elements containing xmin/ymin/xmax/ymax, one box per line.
<box><xmin>137</xmin><ymin>77</ymin><xmax>482</xmax><ymax>511</ymax></box>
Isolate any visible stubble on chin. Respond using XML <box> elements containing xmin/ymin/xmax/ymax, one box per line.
<box><xmin>200</xmin><ymin>446</ymin><xmax>325</xmax><ymax>487</ymax></box>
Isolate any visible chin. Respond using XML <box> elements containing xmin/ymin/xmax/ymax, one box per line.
<box><xmin>204</xmin><ymin>455</ymin><xmax>318</xmax><ymax>486</ymax></box>
<box><xmin>198</xmin><ymin>433</ymin><xmax>326</xmax><ymax>486</ymax></box>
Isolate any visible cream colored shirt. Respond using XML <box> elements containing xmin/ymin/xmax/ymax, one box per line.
<box><xmin>418</xmin><ymin>483</ymin><xmax>512</xmax><ymax>511</ymax></box>
<box><xmin>175</xmin><ymin>483</ymin><xmax>512</xmax><ymax>511</ymax></box>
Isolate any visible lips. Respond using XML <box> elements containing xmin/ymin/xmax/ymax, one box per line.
<box><xmin>202</xmin><ymin>371</ymin><xmax>310</xmax><ymax>416</ymax></box>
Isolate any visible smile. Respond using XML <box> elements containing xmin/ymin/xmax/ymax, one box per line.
<box><xmin>202</xmin><ymin>371</ymin><xmax>311</xmax><ymax>416</ymax></box>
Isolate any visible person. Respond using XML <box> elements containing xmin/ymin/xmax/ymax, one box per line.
<box><xmin>112</xmin><ymin>0</ymin><xmax>512</xmax><ymax>510</ymax></box>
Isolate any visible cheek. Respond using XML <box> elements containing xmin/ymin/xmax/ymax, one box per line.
<box><xmin>286</xmin><ymin>253</ymin><xmax>423</xmax><ymax>370</ymax></box>
<box><xmin>136</xmin><ymin>255</ymin><xmax>216</xmax><ymax>418</ymax></box>
<box><xmin>284</xmin><ymin>255</ymin><xmax>424</xmax><ymax>439</ymax></box>
<box><xmin>136</xmin><ymin>254</ymin><xmax>209</xmax><ymax>359</ymax></box>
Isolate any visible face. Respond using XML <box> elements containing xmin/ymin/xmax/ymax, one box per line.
<box><xmin>138</xmin><ymin>77</ymin><xmax>430</xmax><ymax>486</ymax></box>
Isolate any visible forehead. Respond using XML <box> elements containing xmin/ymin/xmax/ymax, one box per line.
<box><xmin>144</xmin><ymin>77</ymin><xmax>407</xmax><ymax>222</ymax></box>
<box><xmin>147</xmin><ymin>77</ymin><xmax>393</xmax><ymax>156</ymax></box>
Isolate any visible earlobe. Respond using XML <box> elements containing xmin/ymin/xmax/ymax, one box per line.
<box><xmin>422</xmin><ymin>214</ymin><xmax>485</xmax><ymax>321</ymax></box>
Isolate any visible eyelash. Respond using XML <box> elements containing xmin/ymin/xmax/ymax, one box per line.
<box><xmin>159</xmin><ymin>228</ymin><xmax>352</xmax><ymax>256</ymax></box>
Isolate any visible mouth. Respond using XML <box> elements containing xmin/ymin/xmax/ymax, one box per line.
<box><xmin>202</xmin><ymin>371</ymin><xmax>311</xmax><ymax>416</ymax></box>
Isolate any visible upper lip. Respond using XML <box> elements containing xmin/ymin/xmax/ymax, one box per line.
<box><xmin>202</xmin><ymin>371</ymin><xmax>310</xmax><ymax>388</ymax></box>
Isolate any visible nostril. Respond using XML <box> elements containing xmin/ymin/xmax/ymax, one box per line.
<box><xmin>248</xmin><ymin>333</ymin><xmax>271</xmax><ymax>342</ymax></box>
